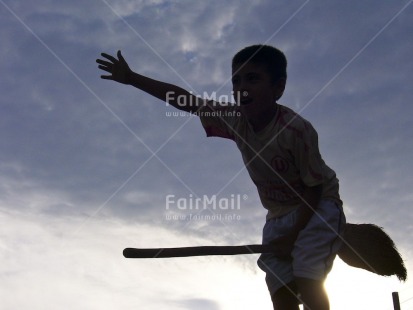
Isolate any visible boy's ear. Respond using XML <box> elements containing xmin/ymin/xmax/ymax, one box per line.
<box><xmin>273</xmin><ymin>78</ymin><xmax>286</xmax><ymax>99</ymax></box>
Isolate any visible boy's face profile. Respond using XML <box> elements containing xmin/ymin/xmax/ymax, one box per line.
<box><xmin>232</xmin><ymin>62</ymin><xmax>285</xmax><ymax>121</ymax></box>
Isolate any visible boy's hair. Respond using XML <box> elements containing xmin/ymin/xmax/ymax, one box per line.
<box><xmin>232</xmin><ymin>45</ymin><xmax>287</xmax><ymax>82</ymax></box>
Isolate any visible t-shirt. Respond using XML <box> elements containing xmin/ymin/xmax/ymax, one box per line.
<box><xmin>198</xmin><ymin>101</ymin><xmax>341</xmax><ymax>220</ymax></box>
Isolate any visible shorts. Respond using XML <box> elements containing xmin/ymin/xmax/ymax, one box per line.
<box><xmin>257</xmin><ymin>200</ymin><xmax>346</xmax><ymax>296</ymax></box>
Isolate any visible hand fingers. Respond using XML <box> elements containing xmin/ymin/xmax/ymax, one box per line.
<box><xmin>117</xmin><ymin>50</ymin><xmax>125</xmax><ymax>62</ymax></box>
<box><xmin>98</xmin><ymin>65</ymin><xmax>112</xmax><ymax>73</ymax></box>
<box><xmin>96</xmin><ymin>59</ymin><xmax>111</xmax><ymax>65</ymax></box>
<box><xmin>97</xmin><ymin>51</ymin><xmax>126</xmax><ymax>81</ymax></box>
<box><xmin>100</xmin><ymin>52</ymin><xmax>117</xmax><ymax>63</ymax></box>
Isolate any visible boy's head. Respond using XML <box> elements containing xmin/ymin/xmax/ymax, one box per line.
<box><xmin>232</xmin><ymin>45</ymin><xmax>287</xmax><ymax>83</ymax></box>
<box><xmin>231</xmin><ymin>45</ymin><xmax>287</xmax><ymax>120</ymax></box>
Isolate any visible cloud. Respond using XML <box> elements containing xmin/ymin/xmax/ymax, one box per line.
<box><xmin>174</xmin><ymin>298</ymin><xmax>221</xmax><ymax>310</ymax></box>
<box><xmin>0</xmin><ymin>206</ymin><xmax>269</xmax><ymax>310</ymax></box>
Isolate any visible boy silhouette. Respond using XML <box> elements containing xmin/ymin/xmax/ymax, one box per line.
<box><xmin>97</xmin><ymin>45</ymin><xmax>346</xmax><ymax>310</ymax></box>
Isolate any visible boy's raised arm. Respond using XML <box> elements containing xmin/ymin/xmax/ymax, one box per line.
<box><xmin>96</xmin><ymin>50</ymin><xmax>205</xmax><ymax>113</ymax></box>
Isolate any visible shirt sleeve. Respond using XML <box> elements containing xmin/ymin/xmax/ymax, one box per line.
<box><xmin>197</xmin><ymin>101</ymin><xmax>238</xmax><ymax>140</ymax></box>
<box><xmin>290</xmin><ymin>120</ymin><xmax>324</xmax><ymax>187</ymax></box>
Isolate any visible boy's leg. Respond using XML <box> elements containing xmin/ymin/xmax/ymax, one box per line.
<box><xmin>271</xmin><ymin>282</ymin><xmax>300</xmax><ymax>310</ymax></box>
<box><xmin>292</xmin><ymin>200</ymin><xmax>345</xmax><ymax>310</ymax></box>
<box><xmin>259</xmin><ymin>201</ymin><xmax>345</xmax><ymax>309</ymax></box>
<box><xmin>258</xmin><ymin>213</ymin><xmax>299</xmax><ymax>309</ymax></box>
<box><xmin>271</xmin><ymin>279</ymin><xmax>328</xmax><ymax>310</ymax></box>
<box><xmin>295</xmin><ymin>277</ymin><xmax>329</xmax><ymax>310</ymax></box>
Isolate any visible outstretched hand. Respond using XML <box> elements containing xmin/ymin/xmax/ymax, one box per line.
<box><xmin>96</xmin><ymin>50</ymin><xmax>131</xmax><ymax>84</ymax></box>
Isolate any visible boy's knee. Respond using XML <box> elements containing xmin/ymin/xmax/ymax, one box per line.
<box><xmin>271</xmin><ymin>282</ymin><xmax>300</xmax><ymax>310</ymax></box>
<box><xmin>294</xmin><ymin>277</ymin><xmax>329</xmax><ymax>310</ymax></box>
<box><xmin>295</xmin><ymin>277</ymin><xmax>325</xmax><ymax>291</ymax></box>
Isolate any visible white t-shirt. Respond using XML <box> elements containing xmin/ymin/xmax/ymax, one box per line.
<box><xmin>198</xmin><ymin>102</ymin><xmax>341</xmax><ymax>220</ymax></box>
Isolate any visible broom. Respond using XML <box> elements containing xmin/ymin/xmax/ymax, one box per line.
<box><xmin>124</xmin><ymin>223</ymin><xmax>407</xmax><ymax>281</ymax></box>
<box><xmin>338</xmin><ymin>223</ymin><xmax>407</xmax><ymax>281</ymax></box>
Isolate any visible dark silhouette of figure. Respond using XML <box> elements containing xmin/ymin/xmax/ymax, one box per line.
<box><xmin>97</xmin><ymin>46</ymin><xmax>346</xmax><ymax>310</ymax></box>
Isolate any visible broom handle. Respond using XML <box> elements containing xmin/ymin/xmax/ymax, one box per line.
<box><xmin>123</xmin><ymin>244</ymin><xmax>277</xmax><ymax>258</ymax></box>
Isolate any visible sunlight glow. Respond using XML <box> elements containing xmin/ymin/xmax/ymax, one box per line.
<box><xmin>325</xmin><ymin>258</ymin><xmax>401</xmax><ymax>310</ymax></box>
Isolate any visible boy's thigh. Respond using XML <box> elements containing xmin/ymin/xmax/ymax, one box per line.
<box><xmin>292</xmin><ymin>200</ymin><xmax>346</xmax><ymax>280</ymax></box>
<box><xmin>258</xmin><ymin>200</ymin><xmax>346</xmax><ymax>295</ymax></box>
<box><xmin>258</xmin><ymin>252</ymin><xmax>295</xmax><ymax>296</ymax></box>
<box><xmin>258</xmin><ymin>210</ymin><xmax>298</xmax><ymax>295</ymax></box>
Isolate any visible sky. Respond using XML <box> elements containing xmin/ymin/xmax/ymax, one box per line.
<box><xmin>1</xmin><ymin>0</ymin><xmax>412</xmax><ymax>309</ymax></box>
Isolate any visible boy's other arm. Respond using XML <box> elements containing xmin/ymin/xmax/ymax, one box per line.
<box><xmin>294</xmin><ymin>184</ymin><xmax>323</xmax><ymax>232</ymax></box>
<box><xmin>96</xmin><ymin>51</ymin><xmax>205</xmax><ymax>113</ymax></box>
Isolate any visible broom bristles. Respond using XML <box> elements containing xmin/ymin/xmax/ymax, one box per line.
<box><xmin>338</xmin><ymin>223</ymin><xmax>407</xmax><ymax>281</ymax></box>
